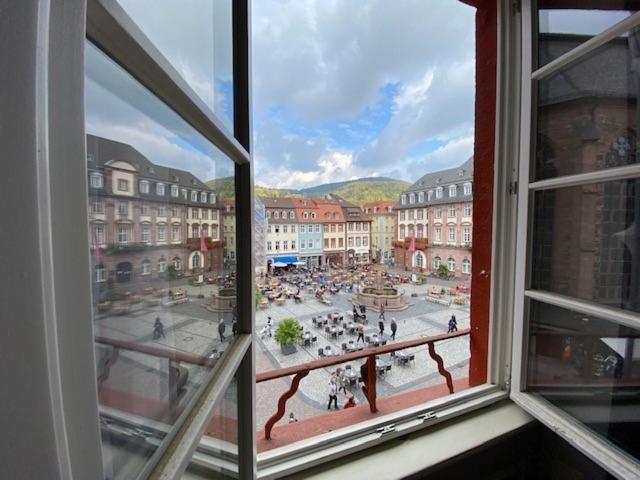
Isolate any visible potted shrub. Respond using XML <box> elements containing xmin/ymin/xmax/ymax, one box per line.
<box><xmin>274</xmin><ymin>318</ymin><xmax>303</xmax><ymax>355</ymax></box>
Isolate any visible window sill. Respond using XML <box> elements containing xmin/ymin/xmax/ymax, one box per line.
<box><xmin>273</xmin><ymin>400</ymin><xmax>532</xmax><ymax>480</ymax></box>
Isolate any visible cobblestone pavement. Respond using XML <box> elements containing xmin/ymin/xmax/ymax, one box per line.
<box><xmin>94</xmin><ymin>278</ymin><xmax>470</xmax><ymax>431</ymax></box>
<box><xmin>255</xmin><ymin>281</ymin><xmax>470</xmax><ymax>427</ymax></box>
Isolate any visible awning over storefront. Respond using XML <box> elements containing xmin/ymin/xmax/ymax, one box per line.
<box><xmin>272</xmin><ymin>256</ymin><xmax>299</xmax><ymax>264</ymax></box>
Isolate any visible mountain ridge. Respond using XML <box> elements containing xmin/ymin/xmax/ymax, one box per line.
<box><xmin>206</xmin><ymin>176</ymin><xmax>409</xmax><ymax>205</ymax></box>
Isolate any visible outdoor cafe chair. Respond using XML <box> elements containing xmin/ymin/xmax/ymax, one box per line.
<box><xmin>341</xmin><ymin>342</ymin><xmax>347</xmax><ymax>352</ymax></box>
<box><xmin>318</xmin><ymin>348</ymin><xmax>324</xmax><ymax>357</ymax></box>
<box><xmin>312</xmin><ymin>336</ymin><xmax>317</xmax><ymax>344</ymax></box>
<box><xmin>345</xmin><ymin>364</ymin><xmax>352</xmax><ymax>370</ymax></box>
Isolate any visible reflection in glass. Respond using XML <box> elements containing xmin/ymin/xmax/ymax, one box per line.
<box><xmin>536</xmin><ymin>33</ymin><xmax>640</xmax><ymax>180</ymax></box>
<box><xmin>537</xmin><ymin>8</ymin><xmax>635</xmax><ymax>68</ymax></box>
<box><xmin>531</xmin><ymin>179</ymin><xmax>640</xmax><ymax>314</ymax></box>
<box><xmin>86</xmin><ymin>41</ymin><xmax>237</xmax><ymax>479</ymax></box>
<box><xmin>526</xmin><ymin>300</ymin><xmax>640</xmax><ymax>461</ymax></box>
<box><xmin>188</xmin><ymin>378</ymin><xmax>238</xmax><ymax>479</ymax></box>
<box><xmin>117</xmin><ymin>0</ymin><xmax>234</xmax><ymax>130</ymax></box>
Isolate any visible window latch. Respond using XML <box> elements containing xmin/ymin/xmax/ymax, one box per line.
<box><xmin>418</xmin><ymin>412</ymin><xmax>437</xmax><ymax>423</ymax></box>
<box><xmin>376</xmin><ymin>424</ymin><xmax>396</xmax><ymax>436</ymax></box>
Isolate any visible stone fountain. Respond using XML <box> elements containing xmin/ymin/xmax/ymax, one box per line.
<box><xmin>207</xmin><ymin>287</ymin><xmax>237</xmax><ymax>312</ymax></box>
<box><xmin>354</xmin><ymin>265</ymin><xmax>408</xmax><ymax>311</ymax></box>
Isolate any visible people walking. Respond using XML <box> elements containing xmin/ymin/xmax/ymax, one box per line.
<box><xmin>378</xmin><ymin>303</ymin><xmax>385</xmax><ymax>320</ymax></box>
<box><xmin>232</xmin><ymin>320</ymin><xmax>238</xmax><ymax>336</ymax></box>
<box><xmin>336</xmin><ymin>368</ymin><xmax>348</xmax><ymax>395</ymax></box>
<box><xmin>327</xmin><ymin>376</ymin><xmax>339</xmax><ymax>410</ymax></box>
<box><xmin>378</xmin><ymin>319</ymin><xmax>385</xmax><ymax>336</ymax></box>
<box><xmin>218</xmin><ymin>321</ymin><xmax>226</xmax><ymax>342</ymax></box>
<box><xmin>390</xmin><ymin>318</ymin><xmax>398</xmax><ymax>340</ymax></box>
<box><xmin>153</xmin><ymin>317</ymin><xmax>166</xmax><ymax>339</ymax></box>
<box><xmin>356</xmin><ymin>323</ymin><xmax>365</xmax><ymax>343</ymax></box>
<box><xmin>448</xmin><ymin>314</ymin><xmax>458</xmax><ymax>333</ymax></box>
<box><xmin>267</xmin><ymin>316</ymin><xmax>273</xmax><ymax>337</ymax></box>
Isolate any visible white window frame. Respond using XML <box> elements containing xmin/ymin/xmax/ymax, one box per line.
<box><xmin>90</xmin><ymin>172</ymin><xmax>104</xmax><ymax>188</ymax></box>
<box><xmin>117</xmin><ymin>178</ymin><xmax>129</xmax><ymax>191</ymax></box>
<box><xmin>435</xmin><ymin>186</ymin><xmax>443</xmax><ymax>199</ymax></box>
<box><xmin>464</xmin><ymin>182</ymin><xmax>472</xmax><ymax>195</ymax></box>
<box><xmin>200</xmin><ymin>191</ymin><xmax>207</xmax><ymax>203</ymax></box>
<box><xmin>140</xmin><ymin>179</ymin><xmax>150</xmax><ymax>194</ymax></box>
<box><xmin>141</xmin><ymin>223</ymin><xmax>150</xmax><ymax>243</ymax></box>
<box><xmin>8</xmin><ymin>2</ymin><xmax>535</xmax><ymax>479</ymax></box>
<box><xmin>509</xmin><ymin>4</ymin><xmax>640</xmax><ymax>479</ymax></box>
<box><xmin>156</xmin><ymin>182</ymin><xmax>165</xmax><ymax>196</ymax></box>
<box><xmin>449</xmin><ymin>185</ymin><xmax>457</xmax><ymax>197</ymax></box>
<box><xmin>170</xmin><ymin>184</ymin><xmax>178</xmax><ymax>197</ymax></box>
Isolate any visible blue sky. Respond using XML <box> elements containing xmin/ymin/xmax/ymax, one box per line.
<box><xmin>251</xmin><ymin>0</ymin><xmax>477</xmax><ymax>188</ymax></box>
<box><xmin>84</xmin><ymin>1</ymin><xmax>634</xmax><ymax>191</ymax></box>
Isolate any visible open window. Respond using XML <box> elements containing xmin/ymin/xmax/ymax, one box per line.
<box><xmin>511</xmin><ymin>2</ymin><xmax>640</xmax><ymax>477</ymax></box>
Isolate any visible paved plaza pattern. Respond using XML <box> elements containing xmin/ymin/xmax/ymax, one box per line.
<box><xmin>93</xmin><ymin>275</ymin><xmax>470</xmax><ymax>433</ymax></box>
<box><xmin>255</xmin><ymin>280</ymin><xmax>470</xmax><ymax>429</ymax></box>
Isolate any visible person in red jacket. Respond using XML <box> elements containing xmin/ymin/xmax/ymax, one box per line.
<box><xmin>344</xmin><ymin>394</ymin><xmax>356</xmax><ymax>409</ymax></box>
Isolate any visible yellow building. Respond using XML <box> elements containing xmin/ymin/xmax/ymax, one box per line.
<box><xmin>363</xmin><ymin>201</ymin><xmax>396</xmax><ymax>263</ymax></box>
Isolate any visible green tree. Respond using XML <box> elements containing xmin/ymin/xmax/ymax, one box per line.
<box><xmin>273</xmin><ymin>318</ymin><xmax>303</xmax><ymax>347</ymax></box>
<box><xmin>436</xmin><ymin>264</ymin><xmax>449</xmax><ymax>278</ymax></box>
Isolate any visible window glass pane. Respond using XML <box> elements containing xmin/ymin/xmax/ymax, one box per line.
<box><xmin>86</xmin><ymin>41</ymin><xmax>237</xmax><ymax>479</ymax></box>
<box><xmin>185</xmin><ymin>378</ymin><xmax>238</xmax><ymax>479</ymax></box>
<box><xmin>116</xmin><ymin>0</ymin><xmax>234</xmax><ymax>130</ymax></box>
<box><xmin>526</xmin><ymin>300</ymin><xmax>640</xmax><ymax>461</ymax></box>
<box><xmin>530</xmin><ymin>179</ymin><xmax>640</xmax><ymax>314</ymax></box>
<box><xmin>537</xmin><ymin>7</ymin><xmax>636</xmax><ymax>68</ymax></box>
<box><xmin>535</xmin><ymin>33</ymin><xmax>640</xmax><ymax>180</ymax></box>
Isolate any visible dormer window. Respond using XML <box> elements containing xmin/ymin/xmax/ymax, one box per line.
<box><xmin>139</xmin><ymin>180</ymin><xmax>149</xmax><ymax>194</ymax></box>
<box><xmin>117</xmin><ymin>179</ymin><xmax>129</xmax><ymax>192</ymax></box>
<box><xmin>449</xmin><ymin>185</ymin><xmax>457</xmax><ymax>197</ymax></box>
<box><xmin>409</xmin><ymin>193</ymin><xmax>415</xmax><ymax>204</ymax></box>
<box><xmin>274</xmin><ymin>211</ymin><xmax>279</xmax><ymax>219</ymax></box>
<box><xmin>464</xmin><ymin>182</ymin><xmax>472</xmax><ymax>195</ymax></box>
<box><xmin>418</xmin><ymin>191</ymin><xmax>424</xmax><ymax>202</ymax></box>
<box><xmin>436</xmin><ymin>187</ymin><xmax>443</xmax><ymax>199</ymax></box>
<box><xmin>266</xmin><ymin>210</ymin><xmax>271</xmax><ymax>219</ymax></box>
<box><xmin>311</xmin><ymin>212</ymin><xmax>316</xmax><ymax>219</ymax></box>
<box><xmin>209</xmin><ymin>193</ymin><xmax>216</xmax><ymax>204</ymax></box>
<box><xmin>89</xmin><ymin>173</ymin><xmax>103</xmax><ymax>188</ymax></box>
<box><xmin>200</xmin><ymin>192</ymin><xmax>207</xmax><ymax>203</ymax></box>
<box><xmin>181</xmin><ymin>188</ymin><xmax>187</xmax><ymax>199</ymax></box>
<box><xmin>303</xmin><ymin>212</ymin><xmax>309</xmax><ymax>219</ymax></box>
<box><xmin>428</xmin><ymin>190</ymin><xmax>433</xmax><ymax>201</ymax></box>
<box><xmin>171</xmin><ymin>185</ymin><xmax>179</xmax><ymax>197</ymax></box>
<box><xmin>401</xmin><ymin>194</ymin><xmax>407</xmax><ymax>205</ymax></box>
<box><xmin>289</xmin><ymin>210</ymin><xmax>295</xmax><ymax>219</ymax></box>
<box><xmin>156</xmin><ymin>183</ymin><xmax>165</xmax><ymax>195</ymax></box>
<box><xmin>191</xmin><ymin>190</ymin><xmax>197</xmax><ymax>202</ymax></box>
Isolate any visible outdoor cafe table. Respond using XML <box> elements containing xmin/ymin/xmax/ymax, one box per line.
<box><xmin>375</xmin><ymin>357</ymin><xmax>392</xmax><ymax>375</ymax></box>
<box><xmin>346</xmin><ymin>322</ymin><xmax>356</xmax><ymax>333</ymax></box>
<box><xmin>327</xmin><ymin>325</ymin><xmax>343</xmax><ymax>338</ymax></box>
<box><xmin>368</xmin><ymin>334</ymin><xmax>383</xmax><ymax>346</ymax></box>
<box><xmin>395</xmin><ymin>349</ymin><xmax>410</xmax><ymax>365</ymax></box>
<box><xmin>345</xmin><ymin>342</ymin><xmax>362</xmax><ymax>353</ymax></box>
<box><xmin>301</xmin><ymin>332</ymin><xmax>312</xmax><ymax>346</ymax></box>
<box><xmin>343</xmin><ymin>367</ymin><xmax>358</xmax><ymax>384</ymax></box>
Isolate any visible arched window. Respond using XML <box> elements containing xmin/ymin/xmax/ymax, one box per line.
<box><xmin>447</xmin><ymin>257</ymin><xmax>456</xmax><ymax>272</ymax></box>
<box><xmin>462</xmin><ymin>258</ymin><xmax>471</xmax><ymax>274</ymax></box>
<box><xmin>95</xmin><ymin>264</ymin><xmax>106</xmax><ymax>283</ymax></box>
<box><xmin>158</xmin><ymin>257</ymin><xmax>167</xmax><ymax>273</ymax></box>
<box><xmin>433</xmin><ymin>256</ymin><xmax>441</xmax><ymax>269</ymax></box>
<box><xmin>141</xmin><ymin>258</ymin><xmax>151</xmax><ymax>275</ymax></box>
<box><xmin>173</xmin><ymin>256</ymin><xmax>182</xmax><ymax>270</ymax></box>
<box><xmin>415</xmin><ymin>252</ymin><xmax>424</xmax><ymax>268</ymax></box>
<box><xmin>192</xmin><ymin>252</ymin><xmax>201</xmax><ymax>269</ymax></box>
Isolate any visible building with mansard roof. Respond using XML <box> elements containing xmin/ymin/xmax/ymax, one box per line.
<box><xmin>394</xmin><ymin>158</ymin><xmax>473</xmax><ymax>277</ymax></box>
<box><xmin>86</xmin><ymin>135</ymin><xmax>223</xmax><ymax>290</ymax></box>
